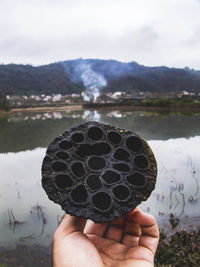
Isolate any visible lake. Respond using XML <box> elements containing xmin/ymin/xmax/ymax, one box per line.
<box><xmin>0</xmin><ymin>108</ymin><xmax>200</xmax><ymax>264</ymax></box>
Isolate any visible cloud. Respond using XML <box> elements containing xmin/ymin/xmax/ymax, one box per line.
<box><xmin>1</xmin><ymin>0</ymin><xmax>200</xmax><ymax>68</ymax></box>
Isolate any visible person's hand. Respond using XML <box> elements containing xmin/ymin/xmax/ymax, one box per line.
<box><xmin>53</xmin><ymin>207</ymin><xmax>159</xmax><ymax>267</ymax></box>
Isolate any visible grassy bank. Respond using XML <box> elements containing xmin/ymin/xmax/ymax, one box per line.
<box><xmin>10</xmin><ymin>104</ymin><xmax>82</xmax><ymax>112</ymax></box>
<box><xmin>142</xmin><ymin>97</ymin><xmax>200</xmax><ymax>109</ymax></box>
<box><xmin>83</xmin><ymin>97</ymin><xmax>200</xmax><ymax>111</ymax></box>
<box><xmin>155</xmin><ymin>229</ymin><xmax>200</xmax><ymax>266</ymax></box>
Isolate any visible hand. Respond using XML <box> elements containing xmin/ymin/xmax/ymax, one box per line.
<box><xmin>53</xmin><ymin>207</ymin><xmax>159</xmax><ymax>267</ymax></box>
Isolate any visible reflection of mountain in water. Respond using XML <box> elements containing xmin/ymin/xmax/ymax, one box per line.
<box><xmin>103</xmin><ymin>111</ymin><xmax>200</xmax><ymax>140</ymax></box>
<box><xmin>0</xmin><ymin>110</ymin><xmax>200</xmax><ymax>153</ymax></box>
<box><xmin>0</xmin><ymin>113</ymin><xmax>83</xmax><ymax>153</ymax></box>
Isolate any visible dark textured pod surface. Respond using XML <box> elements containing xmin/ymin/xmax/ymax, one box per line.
<box><xmin>41</xmin><ymin>121</ymin><xmax>157</xmax><ymax>223</ymax></box>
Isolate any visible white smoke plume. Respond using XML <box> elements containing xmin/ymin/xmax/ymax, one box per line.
<box><xmin>77</xmin><ymin>63</ymin><xmax>107</xmax><ymax>102</ymax></box>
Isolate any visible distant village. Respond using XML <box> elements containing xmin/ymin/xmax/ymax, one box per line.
<box><xmin>6</xmin><ymin>90</ymin><xmax>200</xmax><ymax>108</ymax></box>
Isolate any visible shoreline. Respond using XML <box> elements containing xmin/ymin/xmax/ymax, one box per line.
<box><xmin>8</xmin><ymin>104</ymin><xmax>200</xmax><ymax>113</ymax></box>
<box><xmin>83</xmin><ymin>104</ymin><xmax>200</xmax><ymax>112</ymax></box>
<box><xmin>9</xmin><ymin>105</ymin><xmax>83</xmax><ymax>112</ymax></box>
<box><xmin>1</xmin><ymin>103</ymin><xmax>200</xmax><ymax>113</ymax></box>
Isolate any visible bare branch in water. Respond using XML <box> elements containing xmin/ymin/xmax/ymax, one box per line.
<box><xmin>179</xmin><ymin>193</ymin><xmax>185</xmax><ymax>217</ymax></box>
<box><xmin>7</xmin><ymin>208</ymin><xmax>27</xmax><ymax>233</ymax></box>
<box><xmin>37</xmin><ymin>205</ymin><xmax>47</xmax><ymax>236</ymax></box>
<box><xmin>19</xmin><ymin>234</ymin><xmax>35</xmax><ymax>242</ymax></box>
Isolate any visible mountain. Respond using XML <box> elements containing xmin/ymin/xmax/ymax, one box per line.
<box><xmin>0</xmin><ymin>59</ymin><xmax>200</xmax><ymax>95</ymax></box>
<box><xmin>0</xmin><ymin>63</ymin><xmax>83</xmax><ymax>95</ymax></box>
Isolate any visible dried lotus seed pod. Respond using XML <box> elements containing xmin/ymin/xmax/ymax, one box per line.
<box><xmin>41</xmin><ymin>121</ymin><xmax>157</xmax><ymax>223</ymax></box>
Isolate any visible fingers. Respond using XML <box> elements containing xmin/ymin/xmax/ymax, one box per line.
<box><xmin>85</xmin><ymin>207</ymin><xmax>159</xmax><ymax>254</ymax></box>
<box><xmin>121</xmin><ymin>208</ymin><xmax>142</xmax><ymax>246</ymax></box>
<box><xmin>85</xmin><ymin>216</ymin><xmax>127</xmax><ymax>242</ymax></box>
<box><xmin>127</xmin><ymin>208</ymin><xmax>159</xmax><ymax>256</ymax></box>
<box><xmin>128</xmin><ymin>208</ymin><xmax>159</xmax><ymax>238</ymax></box>
<box><xmin>85</xmin><ymin>213</ymin><xmax>141</xmax><ymax>245</ymax></box>
<box><xmin>84</xmin><ymin>220</ymin><xmax>109</xmax><ymax>237</ymax></box>
<box><xmin>54</xmin><ymin>214</ymin><xmax>87</xmax><ymax>239</ymax></box>
<box><xmin>122</xmin><ymin>219</ymin><xmax>141</xmax><ymax>247</ymax></box>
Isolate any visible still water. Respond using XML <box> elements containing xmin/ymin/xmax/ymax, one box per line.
<box><xmin>0</xmin><ymin>109</ymin><xmax>200</xmax><ymax>249</ymax></box>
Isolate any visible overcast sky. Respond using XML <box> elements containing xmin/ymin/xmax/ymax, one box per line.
<box><xmin>1</xmin><ymin>0</ymin><xmax>200</xmax><ymax>69</ymax></box>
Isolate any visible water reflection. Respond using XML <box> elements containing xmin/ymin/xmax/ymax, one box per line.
<box><xmin>0</xmin><ymin>148</ymin><xmax>61</xmax><ymax>248</ymax></box>
<box><xmin>141</xmin><ymin>137</ymin><xmax>200</xmax><ymax>220</ymax></box>
<box><xmin>1</xmin><ymin>110</ymin><xmax>200</xmax><ymax>153</ymax></box>
<box><xmin>82</xmin><ymin>110</ymin><xmax>101</xmax><ymax>121</ymax></box>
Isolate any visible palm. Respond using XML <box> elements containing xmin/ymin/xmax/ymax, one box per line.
<box><xmin>53</xmin><ymin>208</ymin><xmax>159</xmax><ymax>267</ymax></box>
<box><xmin>85</xmin><ymin>233</ymin><xmax>147</xmax><ymax>267</ymax></box>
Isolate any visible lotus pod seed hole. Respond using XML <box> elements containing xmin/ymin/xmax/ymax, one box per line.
<box><xmin>56</xmin><ymin>151</ymin><xmax>70</xmax><ymax>160</ymax></box>
<box><xmin>102</xmin><ymin>170</ymin><xmax>121</xmax><ymax>184</ymax></box>
<box><xmin>55</xmin><ymin>174</ymin><xmax>73</xmax><ymax>189</ymax></box>
<box><xmin>126</xmin><ymin>173</ymin><xmax>146</xmax><ymax>187</ymax></box>
<box><xmin>76</xmin><ymin>144</ymin><xmax>92</xmax><ymax>157</ymax></box>
<box><xmin>86</xmin><ymin>175</ymin><xmax>102</xmax><ymax>190</ymax></box>
<box><xmin>71</xmin><ymin>185</ymin><xmax>88</xmax><ymax>203</ymax></box>
<box><xmin>113</xmin><ymin>148</ymin><xmax>130</xmax><ymax>160</ymax></box>
<box><xmin>93</xmin><ymin>142</ymin><xmax>111</xmax><ymax>155</ymax></box>
<box><xmin>88</xmin><ymin>156</ymin><xmax>106</xmax><ymax>170</ymax></box>
<box><xmin>134</xmin><ymin>155</ymin><xmax>148</xmax><ymax>169</ymax></box>
<box><xmin>113</xmin><ymin>163</ymin><xmax>130</xmax><ymax>172</ymax></box>
<box><xmin>51</xmin><ymin>161</ymin><xmax>67</xmax><ymax>172</ymax></box>
<box><xmin>71</xmin><ymin>132</ymin><xmax>84</xmax><ymax>143</ymax></box>
<box><xmin>92</xmin><ymin>192</ymin><xmax>113</xmax><ymax>212</ymax></box>
<box><xmin>107</xmin><ymin>131</ymin><xmax>122</xmax><ymax>144</ymax></box>
<box><xmin>126</xmin><ymin>136</ymin><xmax>143</xmax><ymax>152</ymax></box>
<box><xmin>71</xmin><ymin>162</ymin><xmax>86</xmax><ymax>178</ymax></box>
<box><xmin>88</xmin><ymin>126</ymin><xmax>103</xmax><ymax>140</ymax></box>
<box><xmin>113</xmin><ymin>185</ymin><xmax>130</xmax><ymax>201</ymax></box>
<box><xmin>59</xmin><ymin>140</ymin><xmax>72</xmax><ymax>150</ymax></box>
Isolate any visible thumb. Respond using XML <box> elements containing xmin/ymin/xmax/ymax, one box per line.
<box><xmin>55</xmin><ymin>214</ymin><xmax>87</xmax><ymax>238</ymax></box>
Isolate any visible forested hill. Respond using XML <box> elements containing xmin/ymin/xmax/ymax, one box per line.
<box><xmin>1</xmin><ymin>59</ymin><xmax>200</xmax><ymax>95</ymax></box>
<box><xmin>0</xmin><ymin>63</ymin><xmax>84</xmax><ymax>95</ymax></box>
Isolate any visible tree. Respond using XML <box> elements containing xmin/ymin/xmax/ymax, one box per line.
<box><xmin>0</xmin><ymin>92</ymin><xmax>10</xmax><ymax>111</ymax></box>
